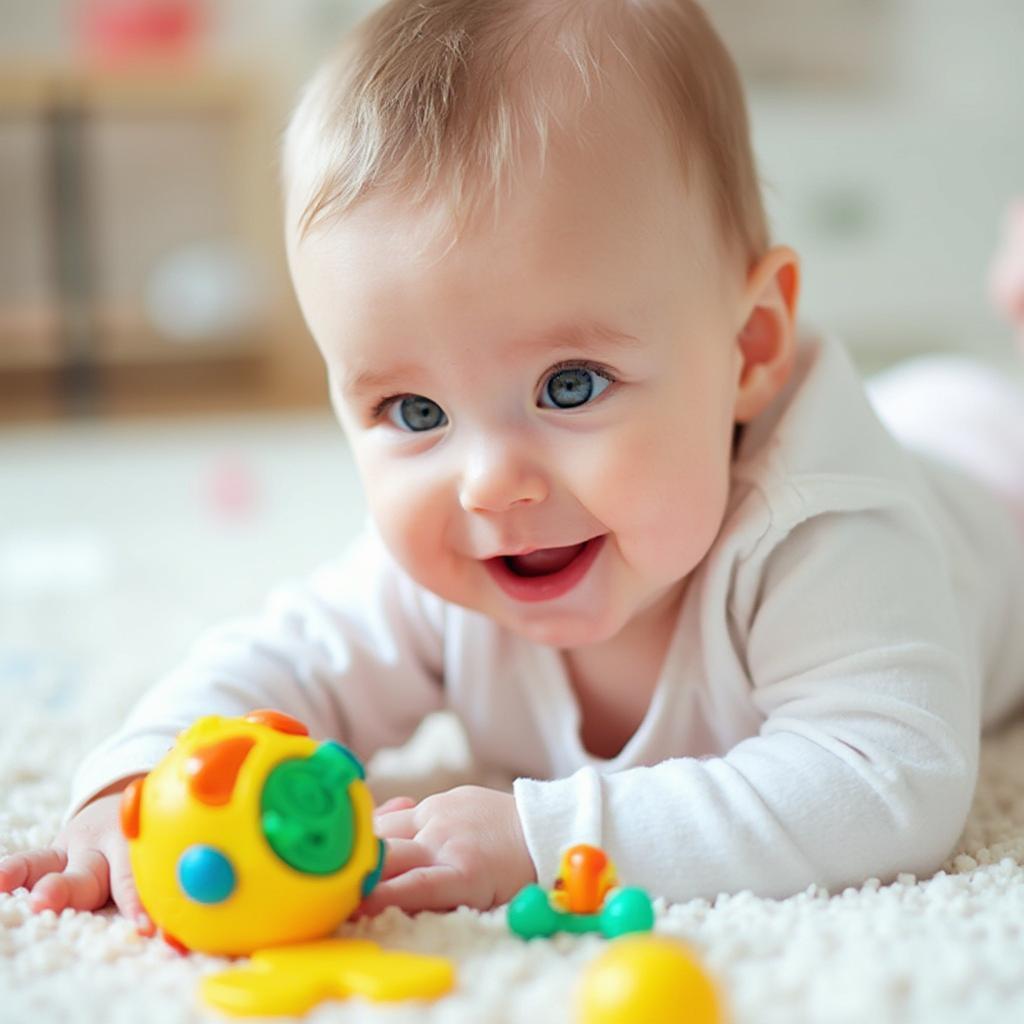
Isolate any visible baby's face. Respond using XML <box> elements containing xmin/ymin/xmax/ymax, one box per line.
<box><xmin>289</xmin><ymin>102</ymin><xmax>750</xmax><ymax>651</ymax></box>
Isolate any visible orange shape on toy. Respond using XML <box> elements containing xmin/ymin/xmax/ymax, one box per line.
<box><xmin>558</xmin><ymin>844</ymin><xmax>617</xmax><ymax>914</ymax></box>
<box><xmin>184</xmin><ymin>736</ymin><xmax>255</xmax><ymax>805</ymax></box>
<box><xmin>119</xmin><ymin>777</ymin><xmax>144</xmax><ymax>839</ymax></box>
<box><xmin>244</xmin><ymin>708</ymin><xmax>309</xmax><ymax>736</ymax></box>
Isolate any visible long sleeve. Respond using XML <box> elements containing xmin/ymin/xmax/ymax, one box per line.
<box><xmin>513</xmin><ymin>501</ymin><xmax>980</xmax><ymax>900</ymax></box>
<box><xmin>66</xmin><ymin>523</ymin><xmax>446</xmax><ymax>820</ymax></box>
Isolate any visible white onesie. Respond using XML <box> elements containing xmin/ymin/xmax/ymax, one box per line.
<box><xmin>68</xmin><ymin>335</ymin><xmax>1024</xmax><ymax>901</ymax></box>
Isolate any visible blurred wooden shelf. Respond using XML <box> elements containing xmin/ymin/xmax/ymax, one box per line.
<box><xmin>0</xmin><ymin>307</ymin><xmax>62</xmax><ymax>368</ymax></box>
<box><xmin>0</xmin><ymin>330</ymin><xmax>327</xmax><ymax>423</ymax></box>
<box><xmin>0</xmin><ymin>60</ymin><xmax>325</xmax><ymax>419</ymax></box>
<box><xmin>0</xmin><ymin>60</ymin><xmax>259</xmax><ymax>111</ymax></box>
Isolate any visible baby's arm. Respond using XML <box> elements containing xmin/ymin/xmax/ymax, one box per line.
<box><xmin>1</xmin><ymin>525</ymin><xmax>446</xmax><ymax>919</ymax></box>
<box><xmin>514</xmin><ymin>504</ymin><xmax>979</xmax><ymax>901</ymax></box>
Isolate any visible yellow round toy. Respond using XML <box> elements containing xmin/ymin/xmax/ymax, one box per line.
<box><xmin>120</xmin><ymin>709</ymin><xmax>384</xmax><ymax>956</ymax></box>
<box><xmin>575</xmin><ymin>935</ymin><xmax>723</xmax><ymax>1024</ymax></box>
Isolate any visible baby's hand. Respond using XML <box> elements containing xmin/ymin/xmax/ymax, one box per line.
<box><xmin>0</xmin><ymin>781</ymin><xmax>152</xmax><ymax>933</ymax></box>
<box><xmin>362</xmin><ymin>787</ymin><xmax>536</xmax><ymax>915</ymax></box>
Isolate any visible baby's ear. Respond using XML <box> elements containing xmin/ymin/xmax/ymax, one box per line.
<box><xmin>733</xmin><ymin>246</ymin><xmax>801</xmax><ymax>424</ymax></box>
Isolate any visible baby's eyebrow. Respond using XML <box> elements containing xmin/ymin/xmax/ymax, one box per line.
<box><xmin>512</xmin><ymin>321</ymin><xmax>641</xmax><ymax>357</ymax></box>
<box><xmin>342</xmin><ymin>320</ymin><xmax>640</xmax><ymax>398</ymax></box>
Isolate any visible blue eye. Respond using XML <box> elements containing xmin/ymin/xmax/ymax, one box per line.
<box><xmin>386</xmin><ymin>395</ymin><xmax>448</xmax><ymax>432</ymax></box>
<box><xmin>539</xmin><ymin>365</ymin><xmax>613</xmax><ymax>410</ymax></box>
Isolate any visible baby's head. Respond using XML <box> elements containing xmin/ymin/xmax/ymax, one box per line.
<box><xmin>282</xmin><ymin>0</ymin><xmax>799</xmax><ymax>650</ymax></box>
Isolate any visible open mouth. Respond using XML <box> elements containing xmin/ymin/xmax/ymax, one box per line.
<box><xmin>503</xmin><ymin>542</ymin><xmax>588</xmax><ymax>577</ymax></box>
<box><xmin>484</xmin><ymin>535</ymin><xmax>606</xmax><ymax>602</ymax></box>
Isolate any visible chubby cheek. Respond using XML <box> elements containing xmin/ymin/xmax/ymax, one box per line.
<box><xmin>357</xmin><ymin>455</ymin><xmax>465</xmax><ymax>600</ymax></box>
<box><xmin>580</xmin><ymin>419</ymin><xmax>733</xmax><ymax>584</ymax></box>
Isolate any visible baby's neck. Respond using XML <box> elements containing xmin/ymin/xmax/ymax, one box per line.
<box><xmin>561</xmin><ymin>581</ymin><xmax>685</xmax><ymax>759</ymax></box>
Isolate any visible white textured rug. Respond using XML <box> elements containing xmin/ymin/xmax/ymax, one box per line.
<box><xmin>3</xmin><ymin>412</ymin><xmax>1024</xmax><ymax>1024</ymax></box>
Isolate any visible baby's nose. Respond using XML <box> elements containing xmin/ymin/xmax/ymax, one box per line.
<box><xmin>458</xmin><ymin>444</ymin><xmax>548</xmax><ymax>514</ymax></box>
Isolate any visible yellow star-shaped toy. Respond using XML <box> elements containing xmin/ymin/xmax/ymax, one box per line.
<box><xmin>200</xmin><ymin>938</ymin><xmax>456</xmax><ymax>1016</ymax></box>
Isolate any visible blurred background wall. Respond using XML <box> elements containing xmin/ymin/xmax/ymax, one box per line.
<box><xmin>1</xmin><ymin>0</ymin><xmax>1022</xmax><ymax>422</ymax></box>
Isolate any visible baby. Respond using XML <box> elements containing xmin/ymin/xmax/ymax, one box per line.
<box><xmin>4</xmin><ymin>0</ymin><xmax>1024</xmax><ymax>929</ymax></box>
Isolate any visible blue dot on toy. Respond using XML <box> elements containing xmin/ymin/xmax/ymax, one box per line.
<box><xmin>177</xmin><ymin>845</ymin><xmax>237</xmax><ymax>904</ymax></box>
<box><xmin>361</xmin><ymin>839</ymin><xmax>387</xmax><ymax>898</ymax></box>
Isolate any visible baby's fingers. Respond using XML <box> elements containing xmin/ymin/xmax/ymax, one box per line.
<box><xmin>375</xmin><ymin>796</ymin><xmax>417</xmax><ymax>815</ymax></box>
<box><xmin>379</xmin><ymin>838</ymin><xmax>434</xmax><ymax>883</ymax></box>
<box><xmin>355</xmin><ymin>840</ymin><xmax>436</xmax><ymax>918</ymax></box>
<box><xmin>373</xmin><ymin>807</ymin><xmax>419</xmax><ymax>842</ymax></box>
<box><xmin>30</xmin><ymin>848</ymin><xmax>109</xmax><ymax>914</ymax></box>
<box><xmin>0</xmin><ymin>849</ymin><xmax>69</xmax><ymax>894</ymax></box>
<box><xmin>360</xmin><ymin>864</ymin><xmax>471</xmax><ymax>916</ymax></box>
<box><xmin>105</xmin><ymin>840</ymin><xmax>152</xmax><ymax>933</ymax></box>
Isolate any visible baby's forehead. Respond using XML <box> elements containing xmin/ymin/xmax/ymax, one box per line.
<box><xmin>293</xmin><ymin>73</ymin><xmax>720</xmax><ymax>267</ymax></box>
<box><xmin>294</xmin><ymin>140</ymin><xmax>720</xmax><ymax>300</ymax></box>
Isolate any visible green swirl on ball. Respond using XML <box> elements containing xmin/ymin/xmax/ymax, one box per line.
<box><xmin>260</xmin><ymin>741</ymin><xmax>363</xmax><ymax>875</ymax></box>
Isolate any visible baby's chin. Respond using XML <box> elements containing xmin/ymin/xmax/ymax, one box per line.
<box><xmin>488</xmin><ymin>605</ymin><xmax>628</xmax><ymax>651</ymax></box>
<box><xmin>422</xmin><ymin>565</ymin><xmax>630</xmax><ymax>648</ymax></box>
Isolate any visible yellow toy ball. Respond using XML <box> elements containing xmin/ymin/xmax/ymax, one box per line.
<box><xmin>120</xmin><ymin>709</ymin><xmax>384</xmax><ymax>956</ymax></box>
<box><xmin>576</xmin><ymin>935</ymin><xmax>723</xmax><ymax>1024</ymax></box>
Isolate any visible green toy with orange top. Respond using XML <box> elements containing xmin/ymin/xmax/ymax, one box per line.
<box><xmin>507</xmin><ymin>842</ymin><xmax>656</xmax><ymax>940</ymax></box>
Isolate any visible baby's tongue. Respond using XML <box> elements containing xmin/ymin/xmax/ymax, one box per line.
<box><xmin>507</xmin><ymin>542</ymin><xmax>586</xmax><ymax>577</ymax></box>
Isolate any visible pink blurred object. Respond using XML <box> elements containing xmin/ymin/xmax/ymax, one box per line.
<box><xmin>990</xmin><ymin>199</ymin><xmax>1024</xmax><ymax>348</ymax></box>
<box><xmin>204</xmin><ymin>456</ymin><xmax>260</xmax><ymax>522</ymax></box>
<box><xmin>77</xmin><ymin>0</ymin><xmax>205</xmax><ymax>62</ymax></box>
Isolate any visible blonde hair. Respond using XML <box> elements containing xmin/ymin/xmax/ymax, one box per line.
<box><xmin>282</xmin><ymin>0</ymin><xmax>769</xmax><ymax>262</ymax></box>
